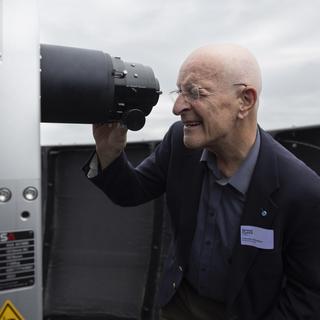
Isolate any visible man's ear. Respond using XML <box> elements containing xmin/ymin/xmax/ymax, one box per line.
<box><xmin>238</xmin><ymin>87</ymin><xmax>257</xmax><ymax>119</ymax></box>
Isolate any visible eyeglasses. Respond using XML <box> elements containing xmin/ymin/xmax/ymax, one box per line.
<box><xmin>169</xmin><ymin>83</ymin><xmax>248</xmax><ymax>102</ymax></box>
<box><xmin>169</xmin><ymin>86</ymin><xmax>213</xmax><ymax>102</ymax></box>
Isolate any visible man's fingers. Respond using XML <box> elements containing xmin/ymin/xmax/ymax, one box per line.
<box><xmin>92</xmin><ymin>122</ymin><xmax>128</xmax><ymax>139</ymax></box>
<box><xmin>93</xmin><ymin>122</ymin><xmax>124</xmax><ymax>128</ymax></box>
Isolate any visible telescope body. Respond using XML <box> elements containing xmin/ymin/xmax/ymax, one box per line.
<box><xmin>41</xmin><ymin>44</ymin><xmax>161</xmax><ymax>130</ymax></box>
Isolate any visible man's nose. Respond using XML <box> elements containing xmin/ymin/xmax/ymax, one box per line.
<box><xmin>172</xmin><ymin>96</ymin><xmax>191</xmax><ymax>115</ymax></box>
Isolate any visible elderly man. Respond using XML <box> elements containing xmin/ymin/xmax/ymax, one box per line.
<box><xmin>85</xmin><ymin>44</ymin><xmax>320</xmax><ymax>320</ymax></box>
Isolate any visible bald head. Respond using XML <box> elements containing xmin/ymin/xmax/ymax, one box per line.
<box><xmin>174</xmin><ymin>44</ymin><xmax>261</xmax><ymax>160</ymax></box>
<box><xmin>181</xmin><ymin>44</ymin><xmax>262</xmax><ymax>97</ymax></box>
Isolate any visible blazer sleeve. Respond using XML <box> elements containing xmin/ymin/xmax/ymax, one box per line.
<box><xmin>84</xmin><ymin>122</ymin><xmax>177</xmax><ymax>206</ymax></box>
<box><xmin>269</xmin><ymin>201</ymin><xmax>320</xmax><ymax>319</ymax></box>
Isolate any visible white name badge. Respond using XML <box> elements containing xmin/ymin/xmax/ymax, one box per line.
<box><xmin>240</xmin><ymin>225</ymin><xmax>274</xmax><ymax>249</ymax></box>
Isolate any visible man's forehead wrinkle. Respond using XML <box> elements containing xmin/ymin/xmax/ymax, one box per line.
<box><xmin>178</xmin><ymin>60</ymin><xmax>220</xmax><ymax>87</ymax></box>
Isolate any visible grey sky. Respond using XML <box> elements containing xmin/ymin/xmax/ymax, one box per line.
<box><xmin>39</xmin><ymin>0</ymin><xmax>320</xmax><ymax>145</ymax></box>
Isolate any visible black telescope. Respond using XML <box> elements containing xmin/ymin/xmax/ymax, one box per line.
<box><xmin>40</xmin><ymin>44</ymin><xmax>161</xmax><ymax>131</ymax></box>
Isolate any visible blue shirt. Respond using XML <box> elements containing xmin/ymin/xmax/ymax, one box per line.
<box><xmin>186</xmin><ymin>130</ymin><xmax>261</xmax><ymax>302</ymax></box>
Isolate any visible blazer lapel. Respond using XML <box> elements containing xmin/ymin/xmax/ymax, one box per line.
<box><xmin>178</xmin><ymin>150</ymin><xmax>205</xmax><ymax>262</ymax></box>
<box><xmin>227</xmin><ymin>129</ymin><xmax>280</xmax><ymax>307</ymax></box>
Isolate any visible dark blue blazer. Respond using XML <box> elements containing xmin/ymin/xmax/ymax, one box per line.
<box><xmin>87</xmin><ymin>121</ymin><xmax>320</xmax><ymax>320</ymax></box>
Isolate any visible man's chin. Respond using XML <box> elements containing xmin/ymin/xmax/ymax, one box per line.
<box><xmin>183</xmin><ymin>137</ymin><xmax>204</xmax><ymax>149</ymax></box>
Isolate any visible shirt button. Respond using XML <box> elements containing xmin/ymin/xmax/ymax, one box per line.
<box><xmin>172</xmin><ymin>282</ymin><xmax>176</xmax><ymax>289</ymax></box>
<box><xmin>178</xmin><ymin>265</ymin><xmax>183</xmax><ymax>272</ymax></box>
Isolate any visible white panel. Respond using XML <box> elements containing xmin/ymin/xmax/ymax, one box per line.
<box><xmin>0</xmin><ymin>0</ymin><xmax>40</xmax><ymax>180</ymax></box>
<box><xmin>0</xmin><ymin>0</ymin><xmax>42</xmax><ymax>319</ymax></box>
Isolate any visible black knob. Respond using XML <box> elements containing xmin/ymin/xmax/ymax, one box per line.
<box><xmin>122</xmin><ymin>109</ymin><xmax>146</xmax><ymax>131</ymax></box>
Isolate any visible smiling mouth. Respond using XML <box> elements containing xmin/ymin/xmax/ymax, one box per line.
<box><xmin>183</xmin><ymin>121</ymin><xmax>202</xmax><ymax>128</ymax></box>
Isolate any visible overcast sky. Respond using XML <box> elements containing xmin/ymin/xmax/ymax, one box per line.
<box><xmin>39</xmin><ymin>0</ymin><xmax>320</xmax><ymax>145</ymax></box>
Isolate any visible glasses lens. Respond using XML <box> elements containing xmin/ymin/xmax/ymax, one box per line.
<box><xmin>169</xmin><ymin>86</ymin><xmax>200</xmax><ymax>102</ymax></box>
<box><xmin>169</xmin><ymin>90</ymin><xmax>179</xmax><ymax>102</ymax></box>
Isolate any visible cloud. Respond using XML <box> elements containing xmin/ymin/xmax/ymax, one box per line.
<box><xmin>39</xmin><ymin>0</ymin><xmax>320</xmax><ymax>145</ymax></box>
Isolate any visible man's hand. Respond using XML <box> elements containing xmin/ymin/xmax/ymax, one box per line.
<box><xmin>93</xmin><ymin>123</ymin><xmax>128</xmax><ymax>170</ymax></box>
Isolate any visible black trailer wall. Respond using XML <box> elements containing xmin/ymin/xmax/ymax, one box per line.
<box><xmin>272</xmin><ymin>125</ymin><xmax>320</xmax><ymax>174</ymax></box>
<box><xmin>42</xmin><ymin>125</ymin><xmax>320</xmax><ymax>320</ymax></box>
<box><xmin>42</xmin><ymin>143</ymin><xmax>168</xmax><ymax>320</ymax></box>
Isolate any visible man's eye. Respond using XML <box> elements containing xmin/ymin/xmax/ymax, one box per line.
<box><xmin>199</xmin><ymin>91</ymin><xmax>207</xmax><ymax>97</ymax></box>
<box><xmin>189</xmin><ymin>87</ymin><xmax>199</xmax><ymax>99</ymax></box>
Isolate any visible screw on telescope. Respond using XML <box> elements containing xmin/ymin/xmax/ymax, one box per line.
<box><xmin>112</xmin><ymin>69</ymin><xmax>128</xmax><ymax>78</ymax></box>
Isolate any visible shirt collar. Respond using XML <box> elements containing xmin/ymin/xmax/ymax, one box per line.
<box><xmin>200</xmin><ymin>129</ymin><xmax>261</xmax><ymax>195</ymax></box>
